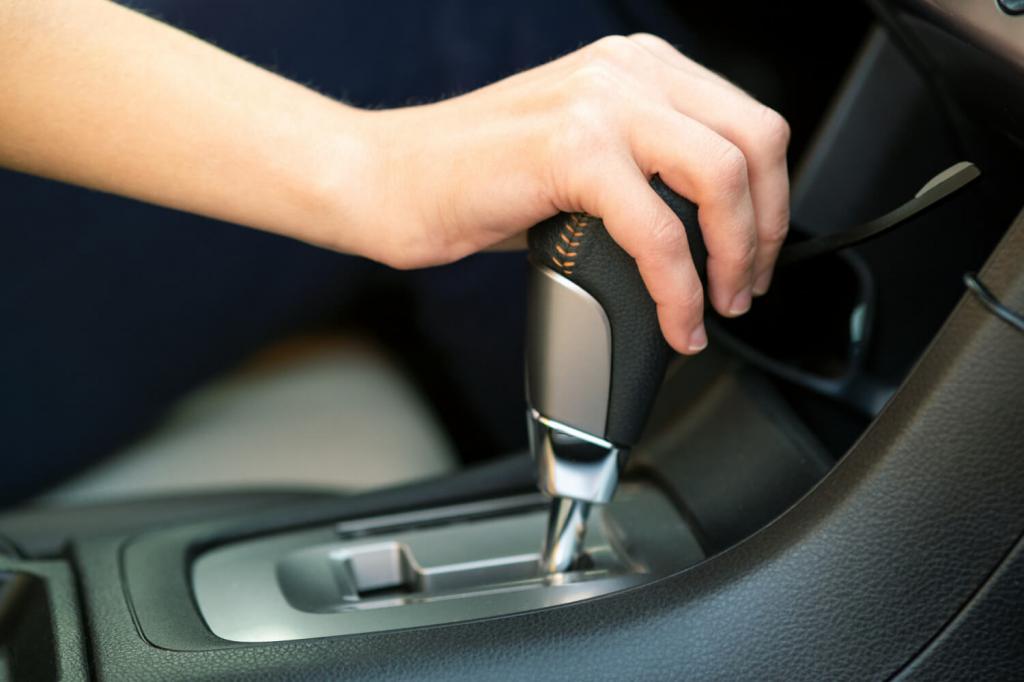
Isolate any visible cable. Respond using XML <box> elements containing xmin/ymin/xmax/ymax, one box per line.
<box><xmin>964</xmin><ymin>273</ymin><xmax>1024</xmax><ymax>334</ymax></box>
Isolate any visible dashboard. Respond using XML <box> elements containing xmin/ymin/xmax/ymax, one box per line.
<box><xmin>889</xmin><ymin>0</ymin><xmax>1024</xmax><ymax>146</ymax></box>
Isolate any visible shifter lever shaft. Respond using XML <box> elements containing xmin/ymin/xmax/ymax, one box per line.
<box><xmin>525</xmin><ymin>177</ymin><xmax>701</xmax><ymax>575</ymax></box>
<box><xmin>528</xmin><ymin>410</ymin><xmax>623</xmax><ymax>574</ymax></box>
<box><xmin>540</xmin><ymin>497</ymin><xmax>591</xmax><ymax>573</ymax></box>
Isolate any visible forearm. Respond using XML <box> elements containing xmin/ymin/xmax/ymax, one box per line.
<box><xmin>0</xmin><ymin>0</ymin><xmax>371</xmax><ymax>250</ymax></box>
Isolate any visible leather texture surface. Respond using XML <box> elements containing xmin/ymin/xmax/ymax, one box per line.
<box><xmin>896</xmin><ymin>530</ymin><xmax>1024</xmax><ymax>681</ymax></box>
<box><xmin>634</xmin><ymin>362</ymin><xmax>834</xmax><ymax>552</ymax></box>
<box><xmin>527</xmin><ymin>176</ymin><xmax>704</xmax><ymax>445</ymax></box>
<box><xmin>0</xmin><ymin>558</ymin><xmax>89</xmax><ymax>682</ymax></box>
<box><xmin>64</xmin><ymin>209</ymin><xmax>1024</xmax><ymax>680</ymax></box>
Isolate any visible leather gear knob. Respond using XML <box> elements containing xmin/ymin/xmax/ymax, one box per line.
<box><xmin>526</xmin><ymin>176</ymin><xmax>705</xmax><ymax>447</ymax></box>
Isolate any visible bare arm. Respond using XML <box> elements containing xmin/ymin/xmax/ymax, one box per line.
<box><xmin>0</xmin><ymin>0</ymin><xmax>375</xmax><ymax>250</ymax></box>
<box><xmin>0</xmin><ymin>0</ymin><xmax>790</xmax><ymax>354</ymax></box>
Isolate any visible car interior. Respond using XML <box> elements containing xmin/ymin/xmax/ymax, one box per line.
<box><xmin>1</xmin><ymin>0</ymin><xmax>1023</xmax><ymax>679</ymax></box>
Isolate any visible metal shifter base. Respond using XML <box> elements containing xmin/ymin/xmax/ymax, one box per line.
<box><xmin>528</xmin><ymin>410</ymin><xmax>628</xmax><ymax>575</ymax></box>
<box><xmin>528</xmin><ymin>410</ymin><xmax>625</xmax><ymax>504</ymax></box>
<box><xmin>192</xmin><ymin>484</ymin><xmax>703</xmax><ymax>642</ymax></box>
<box><xmin>540</xmin><ymin>497</ymin><xmax>591</xmax><ymax>574</ymax></box>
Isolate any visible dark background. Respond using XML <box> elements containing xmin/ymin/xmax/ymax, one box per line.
<box><xmin>0</xmin><ymin>0</ymin><xmax>871</xmax><ymax>503</ymax></box>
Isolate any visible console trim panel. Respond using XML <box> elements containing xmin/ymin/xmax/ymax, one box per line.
<box><xmin>191</xmin><ymin>485</ymin><xmax>703</xmax><ymax>642</ymax></box>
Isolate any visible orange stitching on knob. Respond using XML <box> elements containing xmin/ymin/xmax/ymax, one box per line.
<box><xmin>560</xmin><ymin>233</ymin><xmax>580</xmax><ymax>247</ymax></box>
<box><xmin>551</xmin><ymin>213</ymin><xmax>594</xmax><ymax>277</ymax></box>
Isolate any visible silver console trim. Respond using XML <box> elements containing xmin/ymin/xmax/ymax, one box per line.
<box><xmin>335</xmin><ymin>493</ymin><xmax>546</xmax><ymax>536</ymax></box>
<box><xmin>192</xmin><ymin>485</ymin><xmax>703</xmax><ymax>643</ymax></box>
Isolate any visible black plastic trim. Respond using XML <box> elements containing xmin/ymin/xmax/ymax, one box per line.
<box><xmin>64</xmin><ymin>209</ymin><xmax>1024</xmax><ymax>681</ymax></box>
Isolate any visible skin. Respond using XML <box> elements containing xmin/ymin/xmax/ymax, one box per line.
<box><xmin>0</xmin><ymin>0</ymin><xmax>790</xmax><ymax>354</ymax></box>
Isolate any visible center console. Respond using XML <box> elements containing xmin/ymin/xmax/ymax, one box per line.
<box><xmin>192</xmin><ymin>485</ymin><xmax>702</xmax><ymax>642</ymax></box>
<box><xmin>2</xmin><ymin>6</ymin><xmax>1024</xmax><ymax>679</ymax></box>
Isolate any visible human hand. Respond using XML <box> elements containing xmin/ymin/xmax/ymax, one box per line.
<box><xmin>348</xmin><ymin>34</ymin><xmax>790</xmax><ymax>354</ymax></box>
<box><xmin>0</xmin><ymin>3</ymin><xmax>787</xmax><ymax>355</ymax></box>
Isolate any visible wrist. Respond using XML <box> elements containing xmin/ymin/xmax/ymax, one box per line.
<box><xmin>288</xmin><ymin>102</ymin><xmax>384</xmax><ymax>256</ymax></box>
<box><xmin>317</xmin><ymin>104</ymin><xmax>450</xmax><ymax>269</ymax></box>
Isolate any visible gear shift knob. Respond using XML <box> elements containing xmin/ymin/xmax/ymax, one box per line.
<box><xmin>526</xmin><ymin>176</ymin><xmax>705</xmax><ymax>573</ymax></box>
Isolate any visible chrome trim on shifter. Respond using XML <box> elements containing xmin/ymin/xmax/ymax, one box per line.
<box><xmin>528</xmin><ymin>410</ymin><xmax>624</xmax><ymax>505</ymax></box>
<box><xmin>540</xmin><ymin>497</ymin><xmax>592</xmax><ymax>574</ymax></box>
<box><xmin>526</xmin><ymin>264</ymin><xmax>613</xmax><ymax>438</ymax></box>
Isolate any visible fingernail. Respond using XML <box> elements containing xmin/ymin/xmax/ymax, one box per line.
<box><xmin>688</xmin><ymin>323</ymin><xmax>708</xmax><ymax>352</ymax></box>
<box><xmin>729</xmin><ymin>288</ymin><xmax>753</xmax><ymax>316</ymax></box>
<box><xmin>753</xmin><ymin>270</ymin><xmax>772</xmax><ymax>296</ymax></box>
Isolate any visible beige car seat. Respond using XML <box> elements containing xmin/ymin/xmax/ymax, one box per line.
<box><xmin>37</xmin><ymin>336</ymin><xmax>457</xmax><ymax>505</ymax></box>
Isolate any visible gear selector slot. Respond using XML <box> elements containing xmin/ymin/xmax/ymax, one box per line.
<box><xmin>193</xmin><ymin>484</ymin><xmax>702</xmax><ymax>642</ymax></box>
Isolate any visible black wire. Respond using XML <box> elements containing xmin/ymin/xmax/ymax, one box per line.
<box><xmin>964</xmin><ymin>273</ymin><xmax>1024</xmax><ymax>334</ymax></box>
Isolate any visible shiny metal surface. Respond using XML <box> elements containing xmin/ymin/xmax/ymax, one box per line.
<box><xmin>525</xmin><ymin>264</ymin><xmax>613</xmax><ymax>438</ymax></box>
<box><xmin>914</xmin><ymin>161</ymin><xmax>977</xmax><ymax>198</ymax></box>
<box><xmin>540</xmin><ymin>497</ymin><xmax>591</xmax><ymax>573</ymax></box>
<box><xmin>192</xmin><ymin>484</ymin><xmax>703</xmax><ymax>642</ymax></box>
<box><xmin>528</xmin><ymin>410</ymin><xmax>624</xmax><ymax>504</ymax></box>
<box><xmin>334</xmin><ymin>493</ymin><xmax>546</xmax><ymax>536</ymax></box>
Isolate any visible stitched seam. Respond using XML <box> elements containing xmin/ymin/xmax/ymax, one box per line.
<box><xmin>551</xmin><ymin>213</ymin><xmax>589</xmax><ymax>276</ymax></box>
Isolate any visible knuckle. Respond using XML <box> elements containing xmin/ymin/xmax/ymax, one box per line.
<box><xmin>646</xmin><ymin>213</ymin><xmax>686</xmax><ymax>252</ymax></box>
<box><xmin>733</xmin><ymin>237</ymin><xmax>758</xmax><ymax>273</ymax></box>
<box><xmin>736</xmin><ymin>236</ymin><xmax>758</xmax><ymax>269</ymax></box>
<box><xmin>761</xmin><ymin>212</ymin><xmax>790</xmax><ymax>244</ymax></box>
<box><xmin>755</xmin><ymin>106</ymin><xmax>791</xmax><ymax>152</ymax></box>
<box><xmin>569</xmin><ymin>64</ymin><xmax>618</xmax><ymax>98</ymax></box>
<box><xmin>678</xmin><ymin>280</ymin><xmax>705</xmax><ymax>313</ymax></box>
<box><xmin>627</xmin><ymin>32</ymin><xmax>662</xmax><ymax>47</ymax></box>
<box><xmin>715</xmin><ymin>227</ymin><xmax>758</xmax><ymax>272</ymax></box>
<box><xmin>557</xmin><ymin>69</ymin><xmax>632</xmax><ymax>156</ymax></box>
<box><xmin>709</xmin><ymin>142</ymin><xmax>749</xmax><ymax>198</ymax></box>
<box><xmin>558</xmin><ymin>97</ymin><xmax>615</xmax><ymax>154</ymax></box>
<box><xmin>590</xmin><ymin>34</ymin><xmax>635</xmax><ymax>62</ymax></box>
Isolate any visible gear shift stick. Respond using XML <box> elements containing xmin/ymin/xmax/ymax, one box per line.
<box><xmin>526</xmin><ymin>177</ymin><xmax>705</xmax><ymax>573</ymax></box>
<box><xmin>524</xmin><ymin>161</ymin><xmax>981</xmax><ymax>572</ymax></box>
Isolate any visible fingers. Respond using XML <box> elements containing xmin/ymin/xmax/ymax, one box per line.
<box><xmin>751</xmin><ymin>148</ymin><xmax>789</xmax><ymax>294</ymax></box>
<box><xmin>628</xmin><ymin>33</ymin><xmax>791</xmax><ymax>296</ymax></box>
<box><xmin>661</xmin><ymin>78</ymin><xmax>790</xmax><ymax>297</ymax></box>
<box><xmin>629</xmin><ymin>108</ymin><xmax>759</xmax><ymax>318</ymax></box>
<box><xmin>587</xmin><ymin>162</ymin><xmax>707</xmax><ymax>354</ymax></box>
<box><xmin>541</xmin><ymin>34</ymin><xmax>791</xmax><ymax>352</ymax></box>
